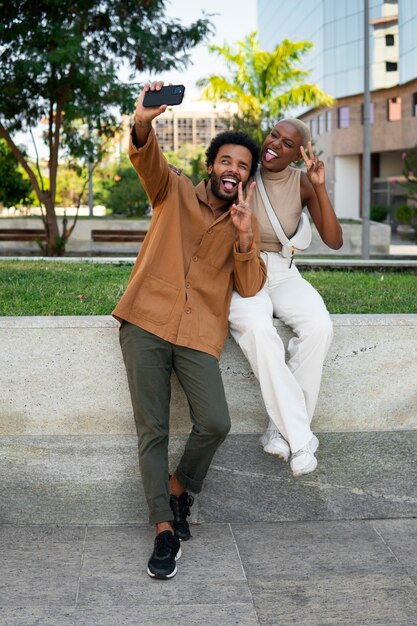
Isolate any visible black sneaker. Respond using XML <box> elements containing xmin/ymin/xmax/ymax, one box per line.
<box><xmin>170</xmin><ymin>492</ymin><xmax>194</xmax><ymax>541</ymax></box>
<box><xmin>147</xmin><ymin>531</ymin><xmax>181</xmax><ymax>579</ymax></box>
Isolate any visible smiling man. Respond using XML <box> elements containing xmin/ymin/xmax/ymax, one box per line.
<box><xmin>113</xmin><ymin>81</ymin><xmax>266</xmax><ymax>580</ymax></box>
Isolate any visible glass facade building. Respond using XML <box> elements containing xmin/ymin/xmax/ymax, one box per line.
<box><xmin>257</xmin><ymin>0</ymin><xmax>415</xmax><ymax>99</ymax></box>
<box><xmin>257</xmin><ymin>0</ymin><xmax>417</xmax><ymax>220</ymax></box>
<box><xmin>400</xmin><ymin>0</ymin><xmax>417</xmax><ymax>84</ymax></box>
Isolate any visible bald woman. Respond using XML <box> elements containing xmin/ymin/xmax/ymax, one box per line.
<box><xmin>229</xmin><ymin>119</ymin><xmax>343</xmax><ymax>477</ymax></box>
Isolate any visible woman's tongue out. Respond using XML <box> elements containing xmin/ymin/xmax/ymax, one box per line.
<box><xmin>264</xmin><ymin>148</ymin><xmax>278</xmax><ymax>163</ymax></box>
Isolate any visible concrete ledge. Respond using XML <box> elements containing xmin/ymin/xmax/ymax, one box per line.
<box><xmin>1</xmin><ymin>314</ymin><xmax>416</xmax><ymax>435</ymax></box>
<box><xmin>1</xmin><ymin>315</ymin><xmax>416</xmax><ymax>524</ymax></box>
<box><xmin>3</xmin><ymin>256</ymin><xmax>417</xmax><ymax>268</ymax></box>
<box><xmin>0</xmin><ymin>217</ymin><xmax>391</xmax><ymax>255</ymax></box>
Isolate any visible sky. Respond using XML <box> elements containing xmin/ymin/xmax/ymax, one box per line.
<box><xmin>126</xmin><ymin>0</ymin><xmax>257</xmax><ymax>100</ymax></box>
<box><xmin>18</xmin><ymin>0</ymin><xmax>257</xmax><ymax>158</ymax></box>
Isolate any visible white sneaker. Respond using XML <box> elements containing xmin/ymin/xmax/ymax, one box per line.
<box><xmin>290</xmin><ymin>435</ymin><xmax>319</xmax><ymax>477</ymax></box>
<box><xmin>259</xmin><ymin>429</ymin><xmax>290</xmax><ymax>462</ymax></box>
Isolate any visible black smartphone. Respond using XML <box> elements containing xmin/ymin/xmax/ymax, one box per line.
<box><xmin>142</xmin><ymin>84</ymin><xmax>185</xmax><ymax>107</ymax></box>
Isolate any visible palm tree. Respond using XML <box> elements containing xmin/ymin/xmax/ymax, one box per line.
<box><xmin>197</xmin><ymin>32</ymin><xmax>334</xmax><ymax>143</ymax></box>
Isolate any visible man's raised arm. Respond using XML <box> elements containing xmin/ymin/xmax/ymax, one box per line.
<box><xmin>133</xmin><ymin>81</ymin><xmax>168</xmax><ymax>148</ymax></box>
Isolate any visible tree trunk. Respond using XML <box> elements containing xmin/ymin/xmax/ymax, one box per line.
<box><xmin>43</xmin><ymin>194</ymin><xmax>63</xmax><ymax>256</ymax></box>
<box><xmin>0</xmin><ymin>122</ymin><xmax>66</xmax><ymax>256</ymax></box>
<box><xmin>88</xmin><ymin>161</ymin><xmax>94</xmax><ymax>217</ymax></box>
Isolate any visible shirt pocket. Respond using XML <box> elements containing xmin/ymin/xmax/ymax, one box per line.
<box><xmin>205</xmin><ymin>230</ymin><xmax>236</xmax><ymax>272</ymax></box>
<box><xmin>132</xmin><ymin>274</ymin><xmax>180</xmax><ymax>325</ymax></box>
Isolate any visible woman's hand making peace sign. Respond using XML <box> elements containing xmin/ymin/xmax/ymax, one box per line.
<box><xmin>300</xmin><ymin>142</ymin><xmax>325</xmax><ymax>187</ymax></box>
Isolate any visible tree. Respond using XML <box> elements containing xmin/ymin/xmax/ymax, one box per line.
<box><xmin>164</xmin><ymin>143</ymin><xmax>206</xmax><ymax>184</ymax></box>
<box><xmin>402</xmin><ymin>147</ymin><xmax>417</xmax><ymax>203</ymax></box>
<box><xmin>0</xmin><ymin>139</ymin><xmax>33</xmax><ymax>208</ymax></box>
<box><xmin>397</xmin><ymin>147</ymin><xmax>417</xmax><ymax>233</ymax></box>
<box><xmin>197</xmin><ymin>32</ymin><xmax>334</xmax><ymax>143</ymax></box>
<box><xmin>0</xmin><ymin>0</ymin><xmax>212</xmax><ymax>255</ymax></box>
<box><xmin>55</xmin><ymin>163</ymin><xmax>89</xmax><ymax>208</ymax></box>
<box><xmin>98</xmin><ymin>155</ymin><xmax>149</xmax><ymax>217</ymax></box>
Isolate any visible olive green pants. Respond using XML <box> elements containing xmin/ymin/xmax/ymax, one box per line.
<box><xmin>119</xmin><ymin>322</ymin><xmax>231</xmax><ymax>525</ymax></box>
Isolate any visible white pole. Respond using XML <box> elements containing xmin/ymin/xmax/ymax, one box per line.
<box><xmin>362</xmin><ymin>0</ymin><xmax>371</xmax><ymax>259</ymax></box>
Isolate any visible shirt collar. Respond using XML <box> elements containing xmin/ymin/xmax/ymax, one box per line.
<box><xmin>195</xmin><ymin>179</ymin><xmax>209</xmax><ymax>204</ymax></box>
<box><xmin>195</xmin><ymin>179</ymin><xmax>232</xmax><ymax>218</ymax></box>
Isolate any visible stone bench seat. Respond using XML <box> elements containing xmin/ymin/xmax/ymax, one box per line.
<box><xmin>1</xmin><ymin>314</ymin><xmax>415</xmax><ymax>437</ymax></box>
<box><xmin>1</xmin><ymin>314</ymin><xmax>416</xmax><ymax>525</ymax></box>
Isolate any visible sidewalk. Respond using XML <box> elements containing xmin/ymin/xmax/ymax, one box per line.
<box><xmin>1</xmin><ymin>432</ymin><xmax>416</xmax><ymax>625</ymax></box>
<box><xmin>1</xmin><ymin>518</ymin><xmax>416</xmax><ymax>626</ymax></box>
<box><xmin>389</xmin><ymin>234</ymin><xmax>417</xmax><ymax>257</ymax></box>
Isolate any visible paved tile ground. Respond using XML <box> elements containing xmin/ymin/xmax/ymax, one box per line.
<box><xmin>1</xmin><ymin>519</ymin><xmax>416</xmax><ymax>626</ymax></box>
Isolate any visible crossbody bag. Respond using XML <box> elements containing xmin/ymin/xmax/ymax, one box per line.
<box><xmin>255</xmin><ymin>167</ymin><xmax>312</xmax><ymax>267</ymax></box>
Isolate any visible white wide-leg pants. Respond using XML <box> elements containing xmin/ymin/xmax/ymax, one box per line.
<box><xmin>229</xmin><ymin>252</ymin><xmax>333</xmax><ymax>452</ymax></box>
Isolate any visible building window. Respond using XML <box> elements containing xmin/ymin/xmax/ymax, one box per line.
<box><xmin>326</xmin><ymin>110</ymin><xmax>332</xmax><ymax>132</ymax></box>
<box><xmin>337</xmin><ymin>106</ymin><xmax>350</xmax><ymax>128</ymax></box>
<box><xmin>310</xmin><ymin>117</ymin><xmax>317</xmax><ymax>138</ymax></box>
<box><xmin>318</xmin><ymin>114</ymin><xmax>324</xmax><ymax>135</ymax></box>
<box><xmin>413</xmin><ymin>93</ymin><xmax>417</xmax><ymax>117</ymax></box>
<box><xmin>387</xmin><ymin>97</ymin><xmax>402</xmax><ymax>121</ymax></box>
<box><xmin>385</xmin><ymin>34</ymin><xmax>394</xmax><ymax>46</ymax></box>
<box><xmin>361</xmin><ymin>102</ymin><xmax>375</xmax><ymax>124</ymax></box>
<box><xmin>386</xmin><ymin>61</ymin><xmax>398</xmax><ymax>72</ymax></box>
<box><xmin>214</xmin><ymin>118</ymin><xmax>227</xmax><ymax>132</ymax></box>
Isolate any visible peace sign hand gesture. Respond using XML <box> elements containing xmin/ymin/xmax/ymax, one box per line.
<box><xmin>300</xmin><ymin>142</ymin><xmax>325</xmax><ymax>187</ymax></box>
<box><xmin>230</xmin><ymin>181</ymin><xmax>256</xmax><ymax>234</ymax></box>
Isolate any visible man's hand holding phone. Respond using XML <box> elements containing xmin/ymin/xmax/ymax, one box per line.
<box><xmin>134</xmin><ymin>81</ymin><xmax>167</xmax><ymax>144</ymax></box>
<box><xmin>133</xmin><ymin>81</ymin><xmax>185</xmax><ymax>147</ymax></box>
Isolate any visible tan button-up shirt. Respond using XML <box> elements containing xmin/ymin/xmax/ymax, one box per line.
<box><xmin>112</xmin><ymin>128</ymin><xmax>266</xmax><ymax>359</ymax></box>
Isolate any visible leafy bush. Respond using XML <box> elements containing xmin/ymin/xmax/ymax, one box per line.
<box><xmin>402</xmin><ymin>146</ymin><xmax>417</xmax><ymax>202</ymax></box>
<box><xmin>0</xmin><ymin>139</ymin><xmax>33</xmax><ymax>208</ymax></box>
<box><xmin>396</xmin><ymin>204</ymin><xmax>416</xmax><ymax>224</ymax></box>
<box><xmin>370</xmin><ymin>205</ymin><xmax>389</xmax><ymax>222</ymax></box>
<box><xmin>97</xmin><ymin>157</ymin><xmax>149</xmax><ymax>217</ymax></box>
<box><xmin>164</xmin><ymin>143</ymin><xmax>206</xmax><ymax>185</ymax></box>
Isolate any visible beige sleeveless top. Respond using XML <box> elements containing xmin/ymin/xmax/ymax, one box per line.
<box><xmin>250</xmin><ymin>166</ymin><xmax>302</xmax><ymax>253</ymax></box>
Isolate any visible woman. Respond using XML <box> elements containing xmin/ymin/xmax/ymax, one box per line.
<box><xmin>229</xmin><ymin>118</ymin><xmax>343</xmax><ymax>477</ymax></box>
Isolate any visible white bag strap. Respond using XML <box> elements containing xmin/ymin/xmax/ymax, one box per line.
<box><xmin>255</xmin><ymin>167</ymin><xmax>291</xmax><ymax>246</ymax></box>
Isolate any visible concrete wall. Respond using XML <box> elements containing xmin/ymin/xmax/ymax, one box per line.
<box><xmin>1</xmin><ymin>314</ymin><xmax>416</xmax><ymax>436</ymax></box>
<box><xmin>303</xmin><ymin>79</ymin><xmax>417</xmax><ymax>159</ymax></box>
<box><xmin>0</xmin><ymin>218</ymin><xmax>391</xmax><ymax>256</ymax></box>
<box><xmin>334</xmin><ymin>155</ymin><xmax>360</xmax><ymax>219</ymax></box>
<box><xmin>301</xmin><ymin>78</ymin><xmax>417</xmax><ymax>223</ymax></box>
<box><xmin>0</xmin><ymin>218</ymin><xmax>150</xmax><ymax>256</ymax></box>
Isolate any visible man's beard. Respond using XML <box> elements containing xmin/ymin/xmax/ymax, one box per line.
<box><xmin>209</xmin><ymin>172</ymin><xmax>239</xmax><ymax>202</ymax></box>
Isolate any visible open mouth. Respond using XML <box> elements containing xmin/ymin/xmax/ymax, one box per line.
<box><xmin>221</xmin><ymin>176</ymin><xmax>239</xmax><ymax>192</ymax></box>
<box><xmin>264</xmin><ymin>148</ymin><xmax>279</xmax><ymax>163</ymax></box>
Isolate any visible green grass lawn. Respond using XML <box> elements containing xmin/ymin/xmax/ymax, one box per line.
<box><xmin>0</xmin><ymin>260</ymin><xmax>416</xmax><ymax>316</ymax></box>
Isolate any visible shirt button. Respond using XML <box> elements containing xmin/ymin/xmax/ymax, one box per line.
<box><xmin>192</xmin><ymin>256</ymin><xmax>198</xmax><ymax>262</ymax></box>
<box><xmin>185</xmin><ymin>282</ymin><xmax>191</xmax><ymax>289</ymax></box>
<box><xmin>207</xmin><ymin>228</ymin><xmax>213</xmax><ymax>234</ymax></box>
<box><xmin>185</xmin><ymin>307</ymin><xmax>191</xmax><ymax>314</ymax></box>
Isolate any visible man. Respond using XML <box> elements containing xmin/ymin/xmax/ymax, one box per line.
<box><xmin>113</xmin><ymin>81</ymin><xmax>266</xmax><ymax>579</ymax></box>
